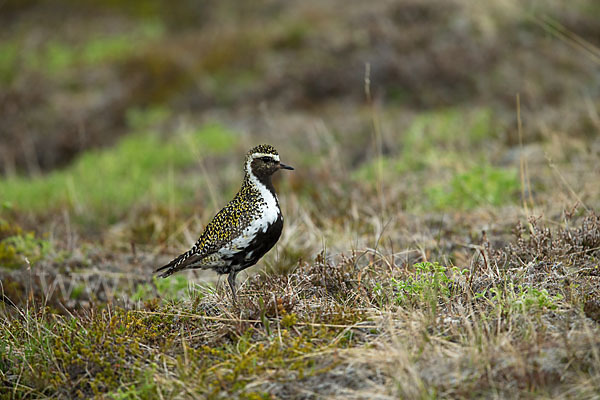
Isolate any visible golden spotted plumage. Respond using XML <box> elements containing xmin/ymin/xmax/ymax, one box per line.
<box><xmin>192</xmin><ymin>181</ymin><xmax>265</xmax><ymax>256</ymax></box>
<box><xmin>155</xmin><ymin>144</ymin><xmax>293</xmax><ymax>303</ymax></box>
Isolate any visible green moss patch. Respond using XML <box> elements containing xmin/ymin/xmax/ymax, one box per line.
<box><xmin>0</xmin><ymin>219</ymin><xmax>53</xmax><ymax>269</ymax></box>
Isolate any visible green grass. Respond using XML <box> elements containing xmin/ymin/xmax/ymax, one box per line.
<box><xmin>1</xmin><ymin>1</ymin><xmax>600</xmax><ymax>397</ymax></box>
<box><xmin>426</xmin><ymin>163</ymin><xmax>519</xmax><ymax>209</ymax></box>
<box><xmin>475</xmin><ymin>284</ymin><xmax>564</xmax><ymax>313</ymax></box>
<box><xmin>1</xmin><ymin>19</ymin><xmax>164</xmax><ymax>83</ymax></box>
<box><xmin>0</xmin><ymin>42</ymin><xmax>19</xmax><ymax>84</ymax></box>
<box><xmin>132</xmin><ymin>275</ymin><xmax>191</xmax><ymax>302</ymax></box>
<box><xmin>353</xmin><ymin>107</ymin><xmax>495</xmax><ymax>182</ymax></box>
<box><xmin>3</xmin><ymin>224</ymin><xmax>599</xmax><ymax>398</ymax></box>
<box><xmin>352</xmin><ymin>108</ymin><xmax>516</xmax><ymax>210</ymax></box>
<box><xmin>0</xmin><ymin>123</ymin><xmax>237</xmax><ymax>223</ymax></box>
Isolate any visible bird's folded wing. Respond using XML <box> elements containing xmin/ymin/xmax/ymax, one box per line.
<box><xmin>156</xmin><ymin>199</ymin><xmax>248</xmax><ymax>276</ymax></box>
<box><xmin>191</xmin><ymin>205</ymin><xmax>247</xmax><ymax>258</ymax></box>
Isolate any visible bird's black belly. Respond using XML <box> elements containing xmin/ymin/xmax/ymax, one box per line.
<box><xmin>228</xmin><ymin>215</ymin><xmax>284</xmax><ymax>273</ymax></box>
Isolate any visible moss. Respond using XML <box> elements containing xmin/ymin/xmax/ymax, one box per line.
<box><xmin>2</xmin><ymin>307</ymin><xmax>178</xmax><ymax>397</ymax></box>
<box><xmin>0</xmin><ymin>219</ymin><xmax>52</xmax><ymax>270</ymax></box>
<box><xmin>171</xmin><ymin>325</ymin><xmax>343</xmax><ymax>396</ymax></box>
<box><xmin>281</xmin><ymin>313</ymin><xmax>297</xmax><ymax>328</ymax></box>
<box><xmin>1</xmin><ymin>284</ymin><xmax>364</xmax><ymax>398</ymax></box>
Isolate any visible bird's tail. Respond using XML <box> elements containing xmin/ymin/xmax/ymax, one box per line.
<box><xmin>154</xmin><ymin>247</ymin><xmax>199</xmax><ymax>278</ymax></box>
<box><xmin>154</xmin><ymin>254</ymin><xmax>185</xmax><ymax>278</ymax></box>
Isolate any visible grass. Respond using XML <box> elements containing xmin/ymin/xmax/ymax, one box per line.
<box><xmin>475</xmin><ymin>284</ymin><xmax>564</xmax><ymax>313</ymax></box>
<box><xmin>426</xmin><ymin>164</ymin><xmax>519</xmax><ymax>210</ymax></box>
<box><xmin>353</xmin><ymin>107</ymin><xmax>496</xmax><ymax>183</ymax></box>
<box><xmin>0</xmin><ymin>123</ymin><xmax>237</xmax><ymax>224</ymax></box>
<box><xmin>351</xmin><ymin>108</ymin><xmax>518</xmax><ymax>210</ymax></box>
<box><xmin>132</xmin><ymin>275</ymin><xmax>190</xmax><ymax>302</ymax></box>
<box><xmin>1</xmin><ymin>264</ymin><xmax>365</xmax><ymax>398</ymax></box>
<box><xmin>1</xmin><ymin>0</ymin><xmax>600</xmax><ymax>398</ymax></box>
<box><xmin>1</xmin><ymin>130</ymin><xmax>599</xmax><ymax>399</ymax></box>
<box><xmin>0</xmin><ymin>19</ymin><xmax>164</xmax><ymax>83</ymax></box>
<box><xmin>2</xmin><ymin>217</ymin><xmax>599</xmax><ymax>397</ymax></box>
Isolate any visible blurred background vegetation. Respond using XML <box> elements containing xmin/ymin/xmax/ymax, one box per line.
<box><xmin>1</xmin><ymin>1</ymin><xmax>600</xmax><ymax>398</ymax></box>
<box><xmin>0</xmin><ymin>0</ymin><xmax>599</xmax><ymax>297</ymax></box>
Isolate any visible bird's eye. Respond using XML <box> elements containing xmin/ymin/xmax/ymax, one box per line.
<box><xmin>260</xmin><ymin>157</ymin><xmax>272</xmax><ymax>162</ymax></box>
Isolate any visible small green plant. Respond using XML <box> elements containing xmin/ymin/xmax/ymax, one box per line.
<box><xmin>70</xmin><ymin>283</ymin><xmax>86</xmax><ymax>300</ymax></box>
<box><xmin>0</xmin><ymin>226</ymin><xmax>52</xmax><ymax>270</ymax></box>
<box><xmin>108</xmin><ymin>367</ymin><xmax>158</xmax><ymax>399</ymax></box>
<box><xmin>475</xmin><ymin>284</ymin><xmax>563</xmax><ymax>313</ymax></box>
<box><xmin>154</xmin><ymin>275</ymin><xmax>190</xmax><ymax>300</ymax></box>
<box><xmin>281</xmin><ymin>312</ymin><xmax>298</xmax><ymax>328</ymax></box>
<box><xmin>392</xmin><ymin>262</ymin><xmax>466</xmax><ymax>306</ymax></box>
<box><xmin>427</xmin><ymin>164</ymin><xmax>519</xmax><ymax>210</ymax></box>
<box><xmin>132</xmin><ymin>275</ymin><xmax>190</xmax><ymax>302</ymax></box>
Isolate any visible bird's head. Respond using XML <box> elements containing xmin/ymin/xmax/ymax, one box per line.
<box><xmin>245</xmin><ymin>144</ymin><xmax>294</xmax><ymax>179</ymax></box>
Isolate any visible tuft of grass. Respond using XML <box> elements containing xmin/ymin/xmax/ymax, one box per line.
<box><xmin>0</xmin><ymin>123</ymin><xmax>237</xmax><ymax>223</ymax></box>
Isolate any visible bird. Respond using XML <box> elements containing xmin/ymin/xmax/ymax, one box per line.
<box><xmin>155</xmin><ymin>144</ymin><xmax>293</xmax><ymax>303</ymax></box>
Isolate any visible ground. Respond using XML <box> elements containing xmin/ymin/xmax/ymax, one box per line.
<box><xmin>1</xmin><ymin>0</ymin><xmax>600</xmax><ymax>398</ymax></box>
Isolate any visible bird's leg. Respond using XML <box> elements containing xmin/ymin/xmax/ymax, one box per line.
<box><xmin>227</xmin><ymin>270</ymin><xmax>238</xmax><ymax>304</ymax></box>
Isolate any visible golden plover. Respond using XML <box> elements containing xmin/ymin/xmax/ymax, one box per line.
<box><xmin>155</xmin><ymin>144</ymin><xmax>293</xmax><ymax>302</ymax></box>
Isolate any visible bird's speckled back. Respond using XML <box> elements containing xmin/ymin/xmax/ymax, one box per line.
<box><xmin>188</xmin><ymin>144</ymin><xmax>280</xmax><ymax>258</ymax></box>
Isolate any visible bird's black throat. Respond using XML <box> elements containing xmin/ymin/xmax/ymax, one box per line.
<box><xmin>249</xmin><ymin>159</ymin><xmax>279</xmax><ymax>197</ymax></box>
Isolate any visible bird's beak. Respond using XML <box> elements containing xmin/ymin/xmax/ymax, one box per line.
<box><xmin>279</xmin><ymin>162</ymin><xmax>294</xmax><ymax>170</ymax></box>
